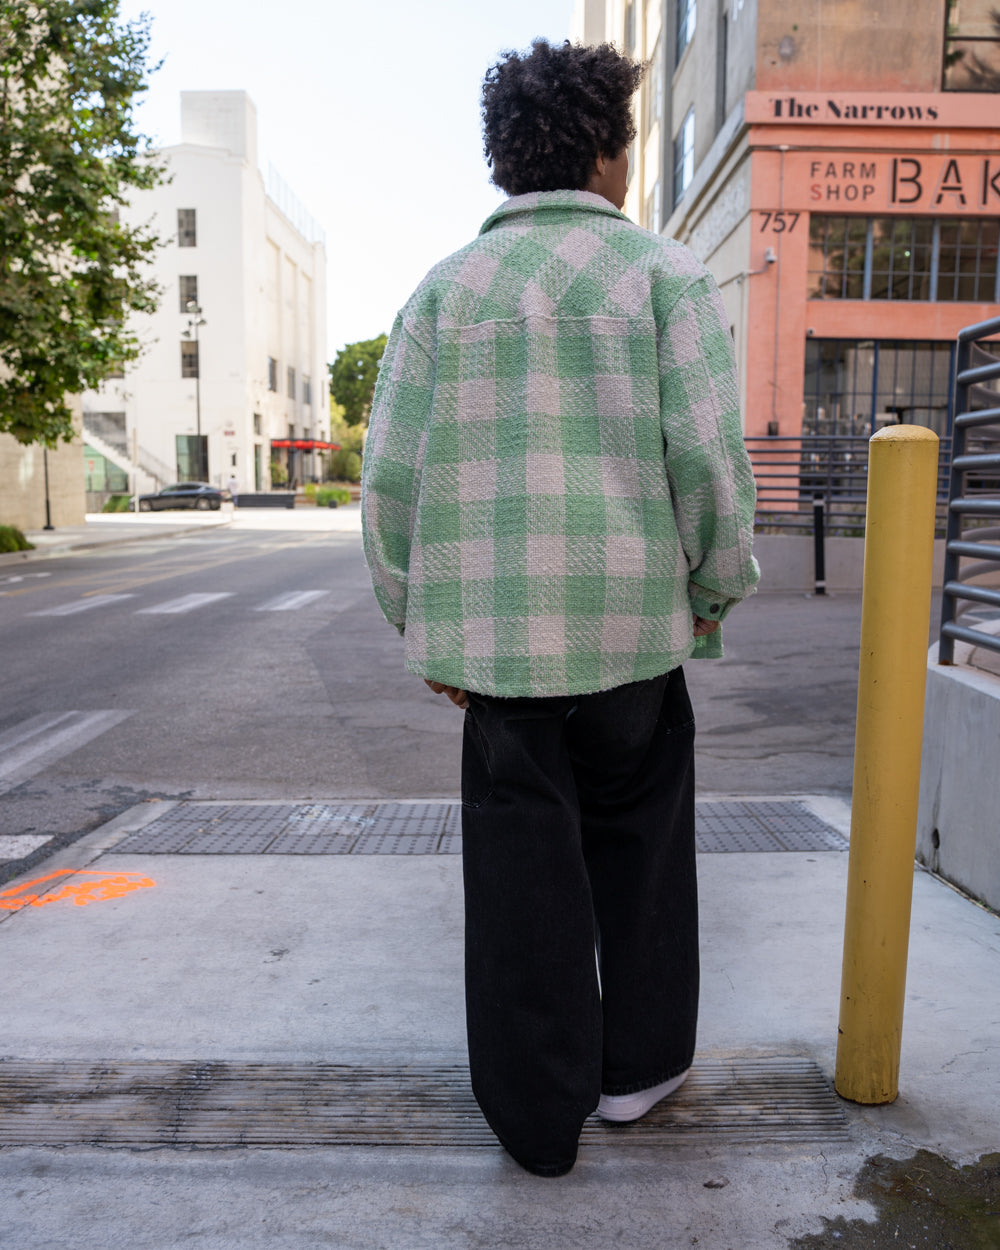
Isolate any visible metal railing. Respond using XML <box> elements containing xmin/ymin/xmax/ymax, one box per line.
<box><xmin>747</xmin><ymin>435</ymin><xmax>953</xmax><ymax>535</ymax></box>
<box><xmin>938</xmin><ymin>317</ymin><xmax>1000</xmax><ymax>665</ymax></box>
<box><xmin>747</xmin><ymin>433</ymin><xmax>953</xmax><ymax>594</ymax></box>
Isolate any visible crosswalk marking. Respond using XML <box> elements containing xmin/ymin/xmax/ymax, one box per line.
<box><xmin>255</xmin><ymin>590</ymin><xmax>331</xmax><ymax>612</ymax></box>
<box><xmin>31</xmin><ymin>594</ymin><xmax>135</xmax><ymax>617</ymax></box>
<box><xmin>0</xmin><ymin>710</ymin><xmax>133</xmax><ymax>795</ymax></box>
<box><xmin>136</xmin><ymin>593</ymin><xmax>234</xmax><ymax>615</ymax></box>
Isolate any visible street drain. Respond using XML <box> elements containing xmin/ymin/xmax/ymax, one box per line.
<box><xmin>0</xmin><ymin>1057</ymin><xmax>847</xmax><ymax>1149</ymax></box>
<box><xmin>113</xmin><ymin>800</ymin><xmax>846</xmax><ymax>855</ymax></box>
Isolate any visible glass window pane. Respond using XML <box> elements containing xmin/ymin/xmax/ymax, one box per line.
<box><xmin>944</xmin><ymin>37</ymin><xmax>1000</xmax><ymax>90</ymax></box>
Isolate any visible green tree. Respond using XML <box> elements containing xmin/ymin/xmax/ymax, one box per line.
<box><xmin>326</xmin><ymin>398</ymin><xmax>364</xmax><ymax>481</ymax></box>
<box><xmin>328</xmin><ymin>333</ymin><xmax>387</xmax><ymax>427</ymax></box>
<box><xmin>0</xmin><ymin>0</ymin><xmax>165</xmax><ymax>445</ymax></box>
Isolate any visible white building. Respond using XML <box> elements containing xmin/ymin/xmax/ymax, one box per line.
<box><xmin>83</xmin><ymin>91</ymin><xmax>328</xmax><ymax>497</ymax></box>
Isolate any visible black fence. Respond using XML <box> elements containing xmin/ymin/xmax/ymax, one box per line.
<box><xmin>747</xmin><ymin>434</ymin><xmax>954</xmax><ymax>538</ymax></box>
<box><xmin>938</xmin><ymin>318</ymin><xmax>1000</xmax><ymax>664</ymax></box>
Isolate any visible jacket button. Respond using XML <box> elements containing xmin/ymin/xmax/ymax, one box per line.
<box><xmin>710</xmin><ymin>604</ymin><xmax>721</xmax><ymax>613</ymax></box>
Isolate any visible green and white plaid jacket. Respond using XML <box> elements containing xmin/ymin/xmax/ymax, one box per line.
<box><xmin>362</xmin><ymin>190</ymin><xmax>759</xmax><ymax>698</ymax></box>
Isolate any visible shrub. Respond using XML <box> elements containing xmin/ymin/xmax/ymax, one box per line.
<box><xmin>102</xmin><ymin>494</ymin><xmax>133</xmax><ymax>512</ymax></box>
<box><xmin>315</xmin><ymin>486</ymin><xmax>352</xmax><ymax>507</ymax></box>
<box><xmin>270</xmin><ymin>459</ymin><xmax>288</xmax><ymax>487</ymax></box>
<box><xmin>0</xmin><ymin>525</ymin><xmax>34</xmax><ymax>552</ymax></box>
<box><xmin>329</xmin><ymin>449</ymin><xmax>362</xmax><ymax>482</ymax></box>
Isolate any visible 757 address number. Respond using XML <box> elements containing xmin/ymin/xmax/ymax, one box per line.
<box><xmin>759</xmin><ymin>211</ymin><xmax>801</xmax><ymax>233</ymax></box>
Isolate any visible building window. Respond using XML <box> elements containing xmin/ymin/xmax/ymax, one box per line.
<box><xmin>673</xmin><ymin>109</ymin><xmax>695</xmax><ymax>208</ymax></box>
<box><xmin>178</xmin><ymin>209</ymin><xmax>197</xmax><ymax>248</ymax></box>
<box><xmin>267</xmin><ymin>357</ymin><xmax>278</xmax><ymax>392</ymax></box>
<box><xmin>625</xmin><ymin>0</ymin><xmax>637</xmax><ymax>54</ymax></box>
<box><xmin>181</xmin><ymin>340</ymin><xmax>199</xmax><ymax>378</ymax></box>
<box><xmin>944</xmin><ymin>0</ymin><xmax>1000</xmax><ymax>90</ymax></box>
<box><xmin>808</xmin><ymin>215</ymin><xmax>1000</xmax><ymax>302</ymax></box>
<box><xmin>803</xmin><ymin>339</ymin><xmax>956</xmax><ymax>437</ymax></box>
<box><xmin>645</xmin><ymin>39</ymin><xmax>663</xmax><ymax>133</ymax></box>
<box><xmin>676</xmin><ymin>0</ymin><xmax>697</xmax><ymax>66</ymax></box>
<box><xmin>176</xmin><ymin>434</ymin><xmax>208</xmax><ymax>481</ymax></box>
<box><xmin>645</xmin><ymin>181</ymin><xmax>661</xmax><ymax>232</ymax></box>
<box><xmin>179</xmin><ymin>275</ymin><xmax>198</xmax><ymax>313</ymax></box>
<box><xmin>253</xmin><ymin>412</ymin><xmax>262</xmax><ymax>436</ymax></box>
<box><xmin>303</xmin><ymin>375</ymin><xmax>312</xmax><ymax>406</ymax></box>
<box><xmin>938</xmin><ymin>218</ymin><xmax>1000</xmax><ymax>300</ymax></box>
<box><xmin>287</xmin><ymin>366</ymin><xmax>296</xmax><ymax>399</ymax></box>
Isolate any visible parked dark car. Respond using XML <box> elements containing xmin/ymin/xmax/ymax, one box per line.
<box><xmin>137</xmin><ymin>482</ymin><xmax>232</xmax><ymax>511</ymax></box>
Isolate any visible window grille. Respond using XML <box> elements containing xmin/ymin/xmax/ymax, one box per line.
<box><xmin>802</xmin><ymin>339</ymin><xmax>956</xmax><ymax>437</ymax></box>
<box><xmin>808</xmin><ymin>216</ymin><xmax>1000</xmax><ymax>303</ymax></box>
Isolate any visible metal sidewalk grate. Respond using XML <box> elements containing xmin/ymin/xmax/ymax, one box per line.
<box><xmin>113</xmin><ymin>800</ymin><xmax>846</xmax><ymax>855</ymax></box>
<box><xmin>0</xmin><ymin>1057</ymin><xmax>848</xmax><ymax>1148</ymax></box>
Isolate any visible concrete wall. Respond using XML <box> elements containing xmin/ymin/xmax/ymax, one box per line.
<box><xmin>756</xmin><ymin>0</ymin><xmax>946</xmax><ymax>92</ymax></box>
<box><xmin>917</xmin><ymin>649</ymin><xmax>1000</xmax><ymax>912</ymax></box>
<box><xmin>0</xmin><ymin>403</ymin><xmax>86</xmax><ymax>531</ymax></box>
<box><xmin>752</xmin><ymin>534</ymin><xmax>947</xmax><ymax>592</ymax></box>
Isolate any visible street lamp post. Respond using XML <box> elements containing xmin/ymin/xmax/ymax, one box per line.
<box><xmin>42</xmin><ymin>446</ymin><xmax>55</xmax><ymax>530</ymax></box>
<box><xmin>182</xmin><ymin>301</ymin><xmax>207</xmax><ymax>479</ymax></box>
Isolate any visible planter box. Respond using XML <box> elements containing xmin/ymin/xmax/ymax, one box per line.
<box><xmin>233</xmin><ymin>493</ymin><xmax>295</xmax><ymax>509</ymax></box>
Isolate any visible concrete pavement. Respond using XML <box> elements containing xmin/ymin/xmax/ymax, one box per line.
<box><xmin>1</xmin><ymin>509</ymin><xmax>996</xmax><ymax>1247</ymax></box>
<box><xmin>0</xmin><ymin>789</ymin><xmax>997</xmax><ymax>1247</ymax></box>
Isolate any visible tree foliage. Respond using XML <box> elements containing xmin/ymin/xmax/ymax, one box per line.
<box><xmin>0</xmin><ymin>0</ymin><xmax>165</xmax><ymax>445</ymax></box>
<box><xmin>328</xmin><ymin>334</ymin><xmax>387</xmax><ymax>427</ymax></box>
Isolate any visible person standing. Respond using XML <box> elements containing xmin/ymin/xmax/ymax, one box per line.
<box><xmin>361</xmin><ymin>38</ymin><xmax>759</xmax><ymax>1177</ymax></box>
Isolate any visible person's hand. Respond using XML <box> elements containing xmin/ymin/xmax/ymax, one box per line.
<box><xmin>693</xmin><ymin>615</ymin><xmax>720</xmax><ymax>637</ymax></box>
<box><xmin>425</xmin><ymin>679</ymin><xmax>470</xmax><ymax>710</ymax></box>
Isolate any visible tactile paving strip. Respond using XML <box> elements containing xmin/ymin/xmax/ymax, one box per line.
<box><xmin>0</xmin><ymin>1056</ymin><xmax>848</xmax><ymax>1148</ymax></box>
<box><xmin>114</xmin><ymin>800</ymin><xmax>846</xmax><ymax>855</ymax></box>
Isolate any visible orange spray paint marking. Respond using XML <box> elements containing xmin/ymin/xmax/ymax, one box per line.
<box><xmin>0</xmin><ymin>870</ymin><xmax>156</xmax><ymax>912</ymax></box>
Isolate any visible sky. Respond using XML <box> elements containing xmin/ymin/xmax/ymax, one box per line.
<box><xmin>118</xmin><ymin>0</ymin><xmax>573</xmax><ymax>360</ymax></box>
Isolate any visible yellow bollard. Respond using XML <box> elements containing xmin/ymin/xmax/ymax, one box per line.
<box><xmin>835</xmin><ymin>425</ymin><xmax>939</xmax><ymax>1105</ymax></box>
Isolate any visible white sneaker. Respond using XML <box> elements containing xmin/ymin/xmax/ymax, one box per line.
<box><xmin>596</xmin><ymin>1068</ymin><xmax>691</xmax><ymax>1122</ymax></box>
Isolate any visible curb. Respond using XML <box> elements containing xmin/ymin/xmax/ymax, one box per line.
<box><xmin>0</xmin><ymin>520</ymin><xmax>232</xmax><ymax>567</ymax></box>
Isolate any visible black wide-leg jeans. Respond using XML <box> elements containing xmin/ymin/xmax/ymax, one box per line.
<box><xmin>460</xmin><ymin>667</ymin><xmax>698</xmax><ymax>1169</ymax></box>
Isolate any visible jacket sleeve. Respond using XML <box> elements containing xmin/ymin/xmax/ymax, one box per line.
<box><xmin>655</xmin><ymin>272</ymin><xmax>760</xmax><ymax>638</ymax></box>
<box><xmin>360</xmin><ymin>313</ymin><xmax>437</xmax><ymax>634</ymax></box>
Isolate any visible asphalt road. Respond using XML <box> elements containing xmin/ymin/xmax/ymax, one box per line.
<box><xmin>2</xmin><ymin>520</ymin><xmax>940</xmax><ymax>881</ymax></box>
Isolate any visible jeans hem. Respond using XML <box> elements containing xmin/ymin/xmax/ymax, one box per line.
<box><xmin>600</xmin><ymin>1060</ymin><xmax>693</xmax><ymax>1097</ymax></box>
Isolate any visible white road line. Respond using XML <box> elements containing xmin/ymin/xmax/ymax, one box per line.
<box><xmin>255</xmin><ymin>590</ymin><xmax>331</xmax><ymax>612</ymax></box>
<box><xmin>0</xmin><ymin>834</ymin><xmax>53</xmax><ymax>860</ymax></box>
<box><xmin>31</xmin><ymin>594</ymin><xmax>135</xmax><ymax>617</ymax></box>
<box><xmin>136</xmin><ymin>592</ymin><xmax>234</xmax><ymax>615</ymax></box>
<box><xmin>0</xmin><ymin>710</ymin><xmax>133</xmax><ymax>795</ymax></box>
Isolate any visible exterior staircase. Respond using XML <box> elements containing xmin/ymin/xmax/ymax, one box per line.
<box><xmin>81</xmin><ymin>420</ymin><xmax>175</xmax><ymax>493</ymax></box>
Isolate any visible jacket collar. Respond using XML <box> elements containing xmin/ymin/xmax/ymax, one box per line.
<box><xmin>479</xmin><ymin>189</ymin><xmax>628</xmax><ymax>235</ymax></box>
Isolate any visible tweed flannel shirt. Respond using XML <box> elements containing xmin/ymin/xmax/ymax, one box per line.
<box><xmin>361</xmin><ymin>190</ymin><xmax>759</xmax><ymax>698</ymax></box>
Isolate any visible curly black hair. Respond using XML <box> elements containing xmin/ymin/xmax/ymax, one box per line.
<box><xmin>481</xmin><ymin>40</ymin><xmax>644</xmax><ymax>196</ymax></box>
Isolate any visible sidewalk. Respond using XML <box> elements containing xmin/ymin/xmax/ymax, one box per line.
<box><xmin>0</xmin><ymin>791</ymin><xmax>996</xmax><ymax>1248</ymax></box>
<box><xmin>3</xmin><ymin>503</ymin><xmax>362</xmax><ymax>565</ymax></box>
